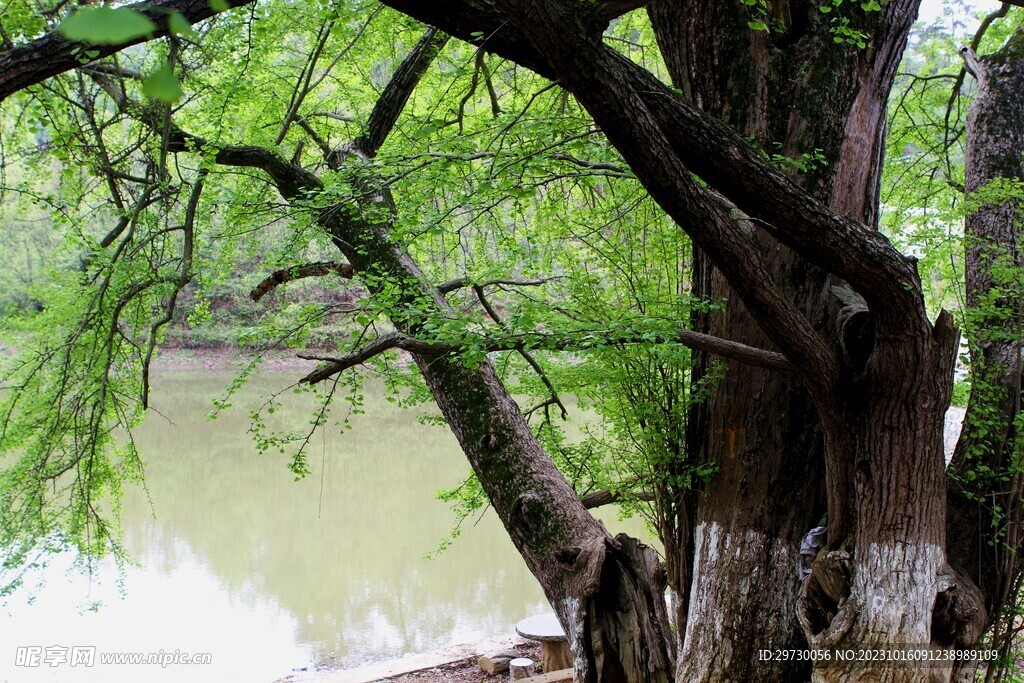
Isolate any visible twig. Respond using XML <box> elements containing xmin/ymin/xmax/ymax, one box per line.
<box><xmin>438</xmin><ymin>276</ymin><xmax>563</xmax><ymax>295</ymax></box>
<box><xmin>474</xmin><ymin>284</ymin><xmax>568</xmax><ymax>419</ymax></box>
<box><xmin>551</xmin><ymin>152</ymin><xmax>629</xmax><ymax>173</ymax></box>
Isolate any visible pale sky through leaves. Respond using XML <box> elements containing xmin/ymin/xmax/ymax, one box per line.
<box><xmin>918</xmin><ymin>0</ymin><xmax>1005</xmax><ymax>33</ymax></box>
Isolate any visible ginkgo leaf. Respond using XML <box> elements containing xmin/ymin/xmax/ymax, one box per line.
<box><xmin>168</xmin><ymin>11</ymin><xmax>196</xmax><ymax>38</ymax></box>
<box><xmin>142</xmin><ymin>63</ymin><xmax>184</xmax><ymax>103</ymax></box>
<box><xmin>59</xmin><ymin>7</ymin><xmax>156</xmax><ymax>45</ymax></box>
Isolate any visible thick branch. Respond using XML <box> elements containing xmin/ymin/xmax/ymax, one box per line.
<box><xmin>350</xmin><ymin>28</ymin><xmax>449</xmax><ymax>159</ymax></box>
<box><xmin>0</xmin><ymin>0</ymin><xmax>255</xmax><ymax>103</ymax></box>
<box><xmin>250</xmin><ymin>261</ymin><xmax>355</xmax><ymax>301</ymax></box>
<box><xmin>297</xmin><ymin>326</ymin><xmax>792</xmax><ymax>384</ymax></box>
<box><xmin>297</xmin><ymin>332</ymin><xmax>440</xmax><ymax>383</ymax></box>
<box><xmin>591</xmin><ymin>0</ymin><xmax>651</xmax><ymax>22</ymax></box>
<box><xmin>380</xmin><ymin>0</ymin><xmax>924</xmax><ymax>326</ymax></box>
<box><xmin>381</xmin><ymin>0</ymin><xmax>555</xmax><ymax>79</ymax></box>
<box><xmin>582</xmin><ymin>488</ymin><xmax>655</xmax><ymax>509</ymax></box>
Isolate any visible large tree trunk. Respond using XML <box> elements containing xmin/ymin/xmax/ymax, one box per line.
<box><xmin>646</xmin><ymin>3</ymin><xmax>919</xmax><ymax>679</ymax></box>
<box><xmin>800</xmin><ymin>312</ymin><xmax>963</xmax><ymax>683</ymax></box>
<box><xmin>947</xmin><ymin>26</ymin><xmax>1024</xmax><ymax>668</ymax></box>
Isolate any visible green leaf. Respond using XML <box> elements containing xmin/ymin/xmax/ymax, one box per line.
<box><xmin>748</xmin><ymin>19</ymin><xmax>768</xmax><ymax>31</ymax></box>
<box><xmin>209</xmin><ymin>0</ymin><xmax>230</xmax><ymax>12</ymax></box>
<box><xmin>58</xmin><ymin>7</ymin><xmax>156</xmax><ymax>45</ymax></box>
<box><xmin>168</xmin><ymin>10</ymin><xmax>196</xmax><ymax>37</ymax></box>
<box><xmin>142</xmin><ymin>63</ymin><xmax>184</xmax><ymax>103</ymax></box>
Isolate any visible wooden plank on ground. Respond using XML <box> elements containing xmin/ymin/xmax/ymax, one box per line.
<box><xmin>524</xmin><ymin>668</ymin><xmax>574</xmax><ymax>682</ymax></box>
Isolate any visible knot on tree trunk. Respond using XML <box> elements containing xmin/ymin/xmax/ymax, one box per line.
<box><xmin>511</xmin><ymin>491</ymin><xmax>544</xmax><ymax>538</ymax></box>
<box><xmin>797</xmin><ymin>547</ymin><xmax>853</xmax><ymax>644</ymax></box>
<box><xmin>555</xmin><ymin>545</ymin><xmax>583</xmax><ymax>567</ymax></box>
<box><xmin>932</xmin><ymin>565</ymin><xmax>987</xmax><ymax>648</ymax></box>
<box><xmin>829</xmin><ymin>284</ymin><xmax>875</xmax><ymax>373</ymax></box>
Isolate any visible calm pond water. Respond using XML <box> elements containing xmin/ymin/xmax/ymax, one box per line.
<box><xmin>0</xmin><ymin>369</ymin><xmax>647</xmax><ymax>682</ymax></box>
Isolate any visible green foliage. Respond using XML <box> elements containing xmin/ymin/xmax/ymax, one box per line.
<box><xmin>817</xmin><ymin>0</ymin><xmax>878</xmax><ymax>48</ymax></box>
<box><xmin>746</xmin><ymin>136</ymin><xmax>828</xmax><ymax>174</ymax></box>
<box><xmin>740</xmin><ymin>0</ymin><xmax>771</xmax><ymax>32</ymax></box>
<box><xmin>951</xmin><ymin>378</ymin><xmax>971</xmax><ymax>408</ymax></box>
<box><xmin>0</xmin><ymin>267</ymin><xmax>155</xmax><ymax>596</ymax></box>
<box><xmin>141</xmin><ymin>62</ymin><xmax>184</xmax><ymax>103</ymax></box>
<box><xmin>168</xmin><ymin>11</ymin><xmax>196</xmax><ymax>38</ymax></box>
<box><xmin>58</xmin><ymin>6</ymin><xmax>156</xmax><ymax>45</ymax></box>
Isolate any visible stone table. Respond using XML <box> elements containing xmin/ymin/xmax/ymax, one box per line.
<box><xmin>515</xmin><ymin>613</ymin><xmax>573</xmax><ymax>672</ymax></box>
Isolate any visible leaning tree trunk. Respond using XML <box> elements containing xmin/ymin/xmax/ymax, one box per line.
<box><xmin>946</xmin><ymin>25</ymin><xmax>1024</xmax><ymax>672</ymax></box>
<box><xmin>457</xmin><ymin>3</ymin><xmax>966</xmax><ymax>678</ymax></box>
<box><xmin>230</xmin><ymin>33</ymin><xmax>677</xmax><ymax>681</ymax></box>
<box><xmin>646</xmin><ymin>2</ymin><xmax>920</xmax><ymax>679</ymax></box>
<box><xmin>324</xmin><ymin>166</ymin><xmax>677</xmax><ymax>683</ymax></box>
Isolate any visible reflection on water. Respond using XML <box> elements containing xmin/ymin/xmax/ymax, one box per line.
<box><xmin>2</xmin><ymin>370</ymin><xmax>567</xmax><ymax>682</ymax></box>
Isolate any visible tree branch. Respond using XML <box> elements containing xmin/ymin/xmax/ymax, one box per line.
<box><xmin>221</xmin><ymin>145</ymin><xmax>322</xmax><ymax>191</ymax></box>
<box><xmin>141</xmin><ymin>170</ymin><xmax>203</xmax><ymax>408</ymax></box>
<box><xmin>474</xmin><ymin>284</ymin><xmax>569</xmax><ymax>420</ymax></box>
<box><xmin>438</xmin><ymin>275</ymin><xmax>564</xmax><ymax>294</ymax></box>
<box><xmin>0</xmin><ymin>0</ymin><xmax>256</xmax><ymax>103</ymax></box>
<box><xmin>350</xmin><ymin>28</ymin><xmax>450</xmax><ymax>159</ymax></box>
<box><xmin>297</xmin><ymin>332</ymin><xmax>440</xmax><ymax>383</ymax></box>
<box><xmin>582</xmin><ymin>487</ymin><xmax>655</xmax><ymax>509</ymax></box>
<box><xmin>591</xmin><ymin>0</ymin><xmax>651</xmax><ymax>23</ymax></box>
<box><xmin>380</xmin><ymin>0</ymin><xmax>556</xmax><ymax>79</ymax></box>
<box><xmin>250</xmin><ymin>261</ymin><xmax>355</xmax><ymax>301</ymax></box>
<box><xmin>297</xmin><ymin>326</ymin><xmax>792</xmax><ymax>384</ymax></box>
<box><xmin>551</xmin><ymin>152</ymin><xmax>629</xmax><ymax>173</ymax></box>
<box><xmin>380</xmin><ymin>0</ymin><xmax>925</xmax><ymax>326</ymax></box>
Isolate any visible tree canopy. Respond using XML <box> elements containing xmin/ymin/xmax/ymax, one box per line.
<box><xmin>1</xmin><ymin>1</ymin><xmax>1023</xmax><ymax>681</ymax></box>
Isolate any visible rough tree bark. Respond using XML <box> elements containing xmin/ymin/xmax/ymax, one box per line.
<box><xmin>946</xmin><ymin>25</ymin><xmax>1024</xmax><ymax>671</ymax></box>
<box><xmin>645</xmin><ymin>3</ymin><xmax>918</xmax><ymax>679</ymax></box>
